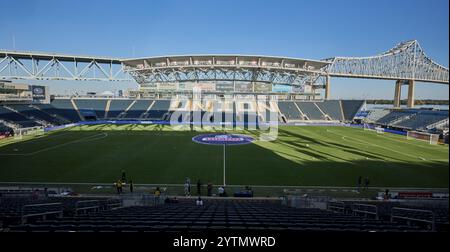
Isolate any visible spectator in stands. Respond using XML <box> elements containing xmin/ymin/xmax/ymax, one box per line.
<box><xmin>165</xmin><ymin>197</ymin><xmax>179</xmax><ymax>204</ymax></box>
<box><xmin>196</xmin><ymin>197</ymin><xmax>203</xmax><ymax>206</ymax></box>
<box><xmin>207</xmin><ymin>182</ymin><xmax>213</xmax><ymax>196</ymax></box>
<box><xmin>218</xmin><ymin>186</ymin><xmax>225</xmax><ymax>197</ymax></box>
<box><xmin>364</xmin><ymin>177</ymin><xmax>370</xmax><ymax>191</ymax></box>
<box><xmin>32</xmin><ymin>189</ymin><xmax>39</xmax><ymax>200</ymax></box>
<box><xmin>197</xmin><ymin>179</ymin><xmax>202</xmax><ymax>196</ymax></box>
<box><xmin>129</xmin><ymin>180</ymin><xmax>134</xmax><ymax>193</ymax></box>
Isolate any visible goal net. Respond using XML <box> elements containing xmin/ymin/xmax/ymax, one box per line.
<box><xmin>406</xmin><ymin>131</ymin><xmax>440</xmax><ymax>145</ymax></box>
<box><xmin>363</xmin><ymin>123</ymin><xmax>384</xmax><ymax>133</ymax></box>
<box><xmin>14</xmin><ymin>127</ymin><xmax>45</xmax><ymax>140</ymax></box>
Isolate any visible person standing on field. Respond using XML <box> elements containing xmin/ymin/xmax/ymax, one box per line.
<box><xmin>207</xmin><ymin>182</ymin><xmax>213</xmax><ymax>196</ymax></box>
<box><xmin>364</xmin><ymin>177</ymin><xmax>370</xmax><ymax>191</ymax></box>
<box><xmin>197</xmin><ymin>179</ymin><xmax>202</xmax><ymax>196</ymax></box>
<box><xmin>121</xmin><ymin>170</ymin><xmax>127</xmax><ymax>183</ymax></box>
<box><xmin>116</xmin><ymin>180</ymin><xmax>123</xmax><ymax>194</ymax></box>
<box><xmin>185</xmin><ymin>177</ymin><xmax>191</xmax><ymax>194</ymax></box>
<box><xmin>357</xmin><ymin>176</ymin><xmax>362</xmax><ymax>192</ymax></box>
<box><xmin>129</xmin><ymin>179</ymin><xmax>134</xmax><ymax>193</ymax></box>
<box><xmin>184</xmin><ymin>182</ymin><xmax>191</xmax><ymax>196</ymax></box>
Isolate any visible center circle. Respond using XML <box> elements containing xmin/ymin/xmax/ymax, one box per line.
<box><xmin>192</xmin><ymin>133</ymin><xmax>255</xmax><ymax>145</ymax></box>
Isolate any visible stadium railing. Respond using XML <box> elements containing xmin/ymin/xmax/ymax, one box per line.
<box><xmin>352</xmin><ymin>204</ymin><xmax>379</xmax><ymax>220</ymax></box>
<box><xmin>21</xmin><ymin>202</ymin><xmax>63</xmax><ymax>224</ymax></box>
<box><xmin>74</xmin><ymin>200</ymin><xmax>101</xmax><ymax>216</ymax></box>
<box><xmin>105</xmin><ymin>198</ymin><xmax>122</xmax><ymax>210</ymax></box>
<box><xmin>391</xmin><ymin>207</ymin><xmax>436</xmax><ymax>231</ymax></box>
<box><xmin>326</xmin><ymin>201</ymin><xmax>345</xmax><ymax>213</ymax></box>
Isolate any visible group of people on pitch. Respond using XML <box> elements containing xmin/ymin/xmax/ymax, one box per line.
<box><xmin>114</xmin><ymin>170</ymin><xmax>133</xmax><ymax>194</ymax></box>
<box><xmin>184</xmin><ymin>177</ymin><xmax>227</xmax><ymax>198</ymax></box>
<box><xmin>357</xmin><ymin>176</ymin><xmax>370</xmax><ymax>192</ymax></box>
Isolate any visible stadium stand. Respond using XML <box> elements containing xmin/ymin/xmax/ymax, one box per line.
<box><xmin>123</xmin><ymin>100</ymin><xmax>153</xmax><ymax>119</ymax></box>
<box><xmin>107</xmin><ymin>99</ymin><xmax>134</xmax><ymax>118</ymax></box>
<box><xmin>0</xmin><ymin>98</ymin><xmax>390</xmax><ymax>127</ymax></box>
<box><xmin>146</xmin><ymin>100</ymin><xmax>171</xmax><ymax>120</ymax></box>
<box><xmin>7</xmin><ymin>104</ymin><xmax>64</xmax><ymax>125</ymax></box>
<box><xmin>0</xmin><ymin>105</ymin><xmax>40</xmax><ymax>128</ymax></box>
<box><xmin>295</xmin><ymin>102</ymin><xmax>325</xmax><ymax>120</ymax></box>
<box><xmin>0</xmin><ymin>122</ymin><xmax>13</xmax><ymax>136</ymax></box>
<box><xmin>366</xmin><ymin>109</ymin><xmax>391</xmax><ymax>122</ymax></box>
<box><xmin>376</xmin><ymin>109</ymin><xmax>414</xmax><ymax>125</ymax></box>
<box><xmin>315</xmin><ymin>100</ymin><xmax>344</xmax><ymax>121</ymax></box>
<box><xmin>278</xmin><ymin>101</ymin><xmax>303</xmax><ymax>121</ymax></box>
<box><xmin>3</xmin><ymin>196</ymin><xmax>441</xmax><ymax>232</ymax></box>
<box><xmin>33</xmin><ymin>104</ymin><xmax>73</xmax><ymax>124</ymax></box>
<box><xmin>48</xmin><ymin>99</ymin><xmax>82</xmax><ymax>122</ymax></box>
<box><xmin>393</xmin><ymin>110</ymin><xmax>449</xmax><ymax>130</ymax></box>
<box><xmin>367</xmin><ymin>108</ymin><xmax>449</xmax><ymax>132</ymax></box>
<box><xmin>341</xmin><ymin>100</ymin><xmax>365</xmax><ymax>121</ymax></box>
<box><xmin>73</xmin><ymin>99</ymin><xmax>108</xmax><ymax>119</ymax></box>
<box><xmin>330</xmin><ymin>200</ymin><xmax>449</xmax><ymax>232</ymax></box>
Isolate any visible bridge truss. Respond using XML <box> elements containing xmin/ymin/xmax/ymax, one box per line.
<box><xmin>326</xmin><ymin>40</ymin><xmax>448</xmax><ymax>84</ymax></box>
<box><xmin>0</xmin><ymin>51</ymin><xmax>130</xmax><ymax>81</ymax></box>
<box><xmin>0</xmin><ymin>40</ymin><xmax>447</xmax><ymax>107</ymax></box>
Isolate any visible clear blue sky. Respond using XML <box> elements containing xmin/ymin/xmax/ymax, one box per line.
<box><xmin>1</xmin><ymin>0</ymin><xmax>448</xmax><ymax>99</ymax></box>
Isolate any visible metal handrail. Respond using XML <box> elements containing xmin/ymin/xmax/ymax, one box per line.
<box><xmin>106</xmin><ymin>199</ymin><xmax>122</xmax><ymax>209</ymax></box>
<box><xmin>327</xmin><ymin>201</ymin><xmax>345</xmax><ymax>213</ymax></box>
<box><xmin>21</xmin><ymin>202</ymin><xmax>63</xmax><ymax>224</ymax></box>
<box><xmin>75</xmin><ymin>200</ymin><xmax>100</xmax><ymax>216</ymax></box>
<box><xmin>391</xmin><ymin>207</ymin><xmax>436</xmax><ymax>231</ymax></box>
<box><xmin>352</xmin><ymin>204</ymin><xmax>379</xmax><ymax>220</ymax></box>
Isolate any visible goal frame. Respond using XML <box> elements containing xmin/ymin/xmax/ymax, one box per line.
<box><xmin>14</xmin><ymin>127</ymin><xmax>45</xmax><ymax>140</ymax></box>
<box><xmin>406</xmin><ymin>131</ymin><xmax>439</xmax><ymax>145</ymax></box>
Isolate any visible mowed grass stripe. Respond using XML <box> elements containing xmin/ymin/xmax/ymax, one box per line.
<box><xmin>0</xmin><ymin>125</ymin><xmax>448</xmax><ymax>187</ymax></box>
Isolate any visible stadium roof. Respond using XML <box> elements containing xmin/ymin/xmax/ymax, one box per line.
<box><xmin>122</xmin><ymin>54</ymin><xmax>329</xmax><ymax>71</ymax></box>
<box><xmin>122</xmin><ymin>55</ymin><xmax>330</xmax><ymax>86</ymax></box>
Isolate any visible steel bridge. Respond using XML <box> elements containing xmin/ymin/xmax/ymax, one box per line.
<box><xmin>324</xmin><ymin>40</ymin><xmax>449</xmax><ymax>107</ymax></box>
<box><xmin>0</xmin><ymin>40</ymin><xmax>448</xmax><ymax>108</ymax></box>
<box><xmin>0</xmin><ymin>51</ymin><xmax>128</xmax><ymax>81</ymax></box>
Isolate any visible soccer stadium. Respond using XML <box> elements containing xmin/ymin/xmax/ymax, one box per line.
<box><xmin>0</xmin><ymin>2</ymin><xmax>449</xmax><ymax>240</ymax></box>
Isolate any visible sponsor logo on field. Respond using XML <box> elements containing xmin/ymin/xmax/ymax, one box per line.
<box><xmin>192</xmin><ymin>134</ymin><xmax>254</xmax><ymax>145</ymax></box>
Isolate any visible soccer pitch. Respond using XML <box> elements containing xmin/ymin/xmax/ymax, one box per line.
<box><xmin>0</xmin><ymin>124</ymin><xmax>448</xmax><ymax>188</ymax></box>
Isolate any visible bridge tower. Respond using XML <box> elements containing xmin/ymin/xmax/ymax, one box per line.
<box><xmin>393</xmin><ymin>80</ymin><xmax>415</xmax><ymax>108</ymax></box>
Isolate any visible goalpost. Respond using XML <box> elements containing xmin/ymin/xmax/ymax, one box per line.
<box><xmin>363</xmin><ymin>123</ymin><xmax>384</xmax><ymax>134</ymax></box>
<box><xmin>406</xmin><ymin>131</ymin><xmax>440</xmax><ymax>145</ymax></box>
<box><xmin>14</xmin><ymin>127</ymin><xmax>45</xmax><ymax>140</ymax></box>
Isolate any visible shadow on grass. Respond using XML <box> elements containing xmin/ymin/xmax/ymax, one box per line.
<box><xmin>0</xmin><ymin>126</ymin><xmax>448</xmax><ymax>189</ymax></box>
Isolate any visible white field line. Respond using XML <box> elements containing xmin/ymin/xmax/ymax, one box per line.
<box><xmin>0</xmin><ymin>130</ymin><xmax>76</xmax><ymax>147</ymax></box>
<box><xmin>375</xmin><ymin>134</ymin><xmax>449</xmax><ymax>152</ymax></box>
<box><xmin>326</xmin><ymin>129</ymin><xmax>425</xmax><ymax>161</ymax></box>
<box><xmin>0</xmin><ymin>181</ymin><xmax>447</xmax><ymax>191</ymax></box>
<box><xmin>0</xmin><ymin>133</ymin><xmax>108</xmax><ymax>157</ymax></box>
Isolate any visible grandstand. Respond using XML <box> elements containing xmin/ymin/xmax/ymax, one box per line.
<box><xmin>366</xmin><ymin>108</ymin><xmax>449</xmax><ymax>132</ymax></box>
<box><xmin>0</xmin><ymin>98</ymin><xmax>367</xmax><ymax>127</ymax></box>
<box><xmin>0</xmin><ymin>190</ymin><xmax>447</xmax><ymax>232</ymax></box>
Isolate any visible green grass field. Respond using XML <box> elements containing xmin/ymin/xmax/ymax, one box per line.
<box><xmin>0</xmin><ymin>124</ymin><xmax>448</xmax><ymax>188</ymax></box>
